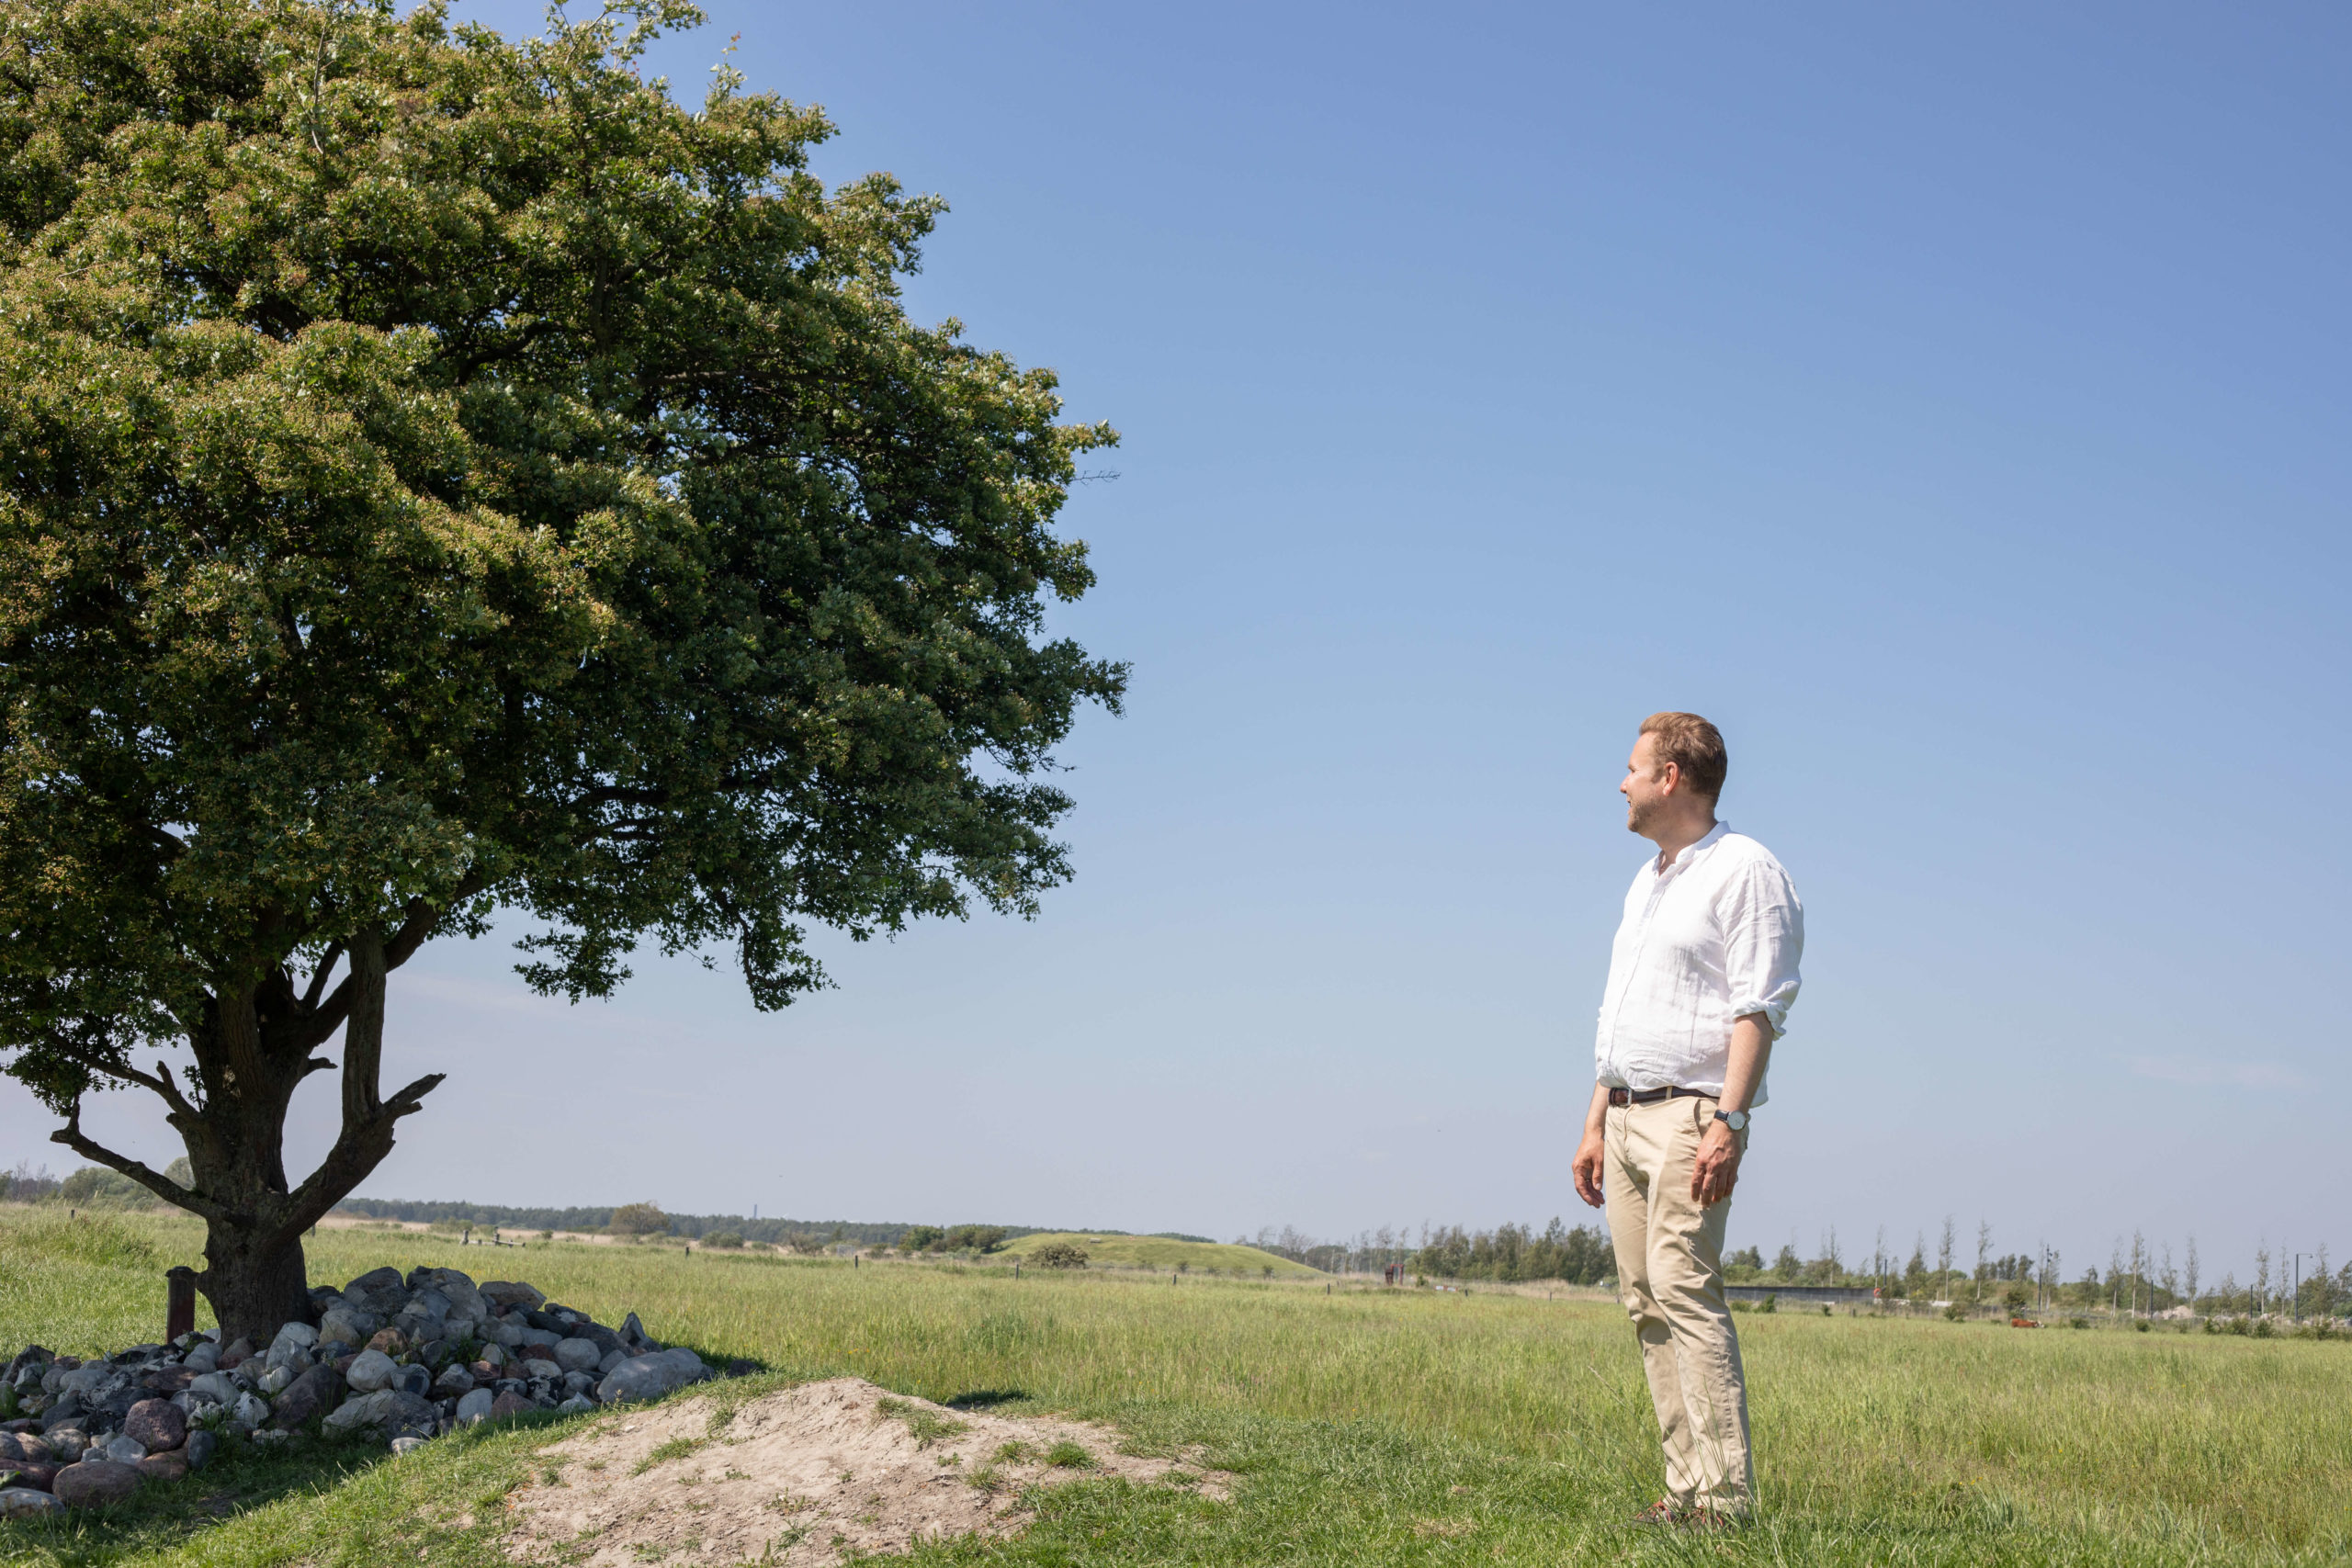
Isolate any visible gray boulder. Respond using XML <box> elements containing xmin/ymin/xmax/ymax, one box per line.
<box><xmin>317</xmin><ymin>1308</ymin><xmax>374</xmax><ymax>1348</ymax></box>
<box><xmin>187</xmin><ymin>1371</ymin><xmax>240</xmax><ymax>1407</ymax></box>
<box><xmin>433</xmin><ymin>1364</ymin><xmax>475</xmax><ymax>1396</ymax></box>
<box><xmin>345</xmin><ymin>1267</ymin><xmax>404</xmax><ymax>1298</ymax></box>
<box><xmin>0</xmin><ymin>1487</ymin><xmax>65</xmax><ymax>1518</ymax></box>
<box><xmin>555</xmin><ymin>1394</ymin><xmax>594</xmax><ymax>1415</ymax></box>
<box><xmin>596</xmin><ymin>1348</ymin><xmax>628</xmax><ymax>1376</ymax></box>
<box><xmin>101</xmin><ymin>1434</ymin><xmax>145</xmax><ymax>1463</ymax></box>
<box><xmin>185</xmin><ymin>1429</ymin><xmax>217</xmax><ymax>1471</ymax></box>
<box><xmin>269</xmin><ymin>1364</ymin><xmax>345</xmax><ymax>1430</ymax></box>
<box><xmin>181</xmin><ymin>1341</ymin><xmax>220</xmax><ymax>1374</ymax></box>
<box><xmin>595</xmin><ymin>1349</ymin><xmax>709</xmax><ymax>1405</ymax></box>
<box><xmin>454</xmin><ymin>1387</ymin><xmax>493</xmax><ymax>1426</ymax></box>
<box><xmin>552</xmin><ymin>1337</ymin><xmax>603</xmax><ymax>1373</ymax></box>
<box><xmin>322</xmin><ymin>1388</ymin><xmax>399</xmax><ymax>1435</ymax></box>
<box><xmin>230</xmin><ymin>1393</ymin><xmax>268</xmax><ymax>1432</ymax></box>
<box><xmin>479</xmin><ymin>1280</ymin><xmax>543</xmax><ymax>1310</ymax></box>
<box><xmin>343</xmin><ymin>1349</ymin><xmax>399</xmax><ymax>1393</ymax></box>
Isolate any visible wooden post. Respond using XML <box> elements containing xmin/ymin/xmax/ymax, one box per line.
<box><xmin>165</xmin><ymin>1265</ymin><xmax>197</xmax><ymax>1345</ymax></box>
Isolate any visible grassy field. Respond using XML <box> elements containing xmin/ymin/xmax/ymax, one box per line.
<box><xmin>3</xmin><ymin>1205</ymin><xmax>2348</xmax><ymax>1566</ymax></box>
<box><xmin>996</xmin><ymin>1232</ymin><xmax>1321</xmax><ymax>1278</ymax></box>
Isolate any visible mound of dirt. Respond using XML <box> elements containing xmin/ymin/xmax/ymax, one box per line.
<box><xmin>501</xmin><ymin>1377</ymin><xmax>1226</xmax><ymax>1565</ymax></box>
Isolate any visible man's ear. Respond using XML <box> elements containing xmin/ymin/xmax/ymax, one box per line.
<box><xmin>1658</xmin><ymin>761</ymin><xmax>1682</xmax><ymax>796</ymax></box>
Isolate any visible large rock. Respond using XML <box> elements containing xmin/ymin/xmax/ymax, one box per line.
<box><xmin>0</xmin><ymin>1487</ymin><xmax>64</xmax><ymax>1518</ymax></box>
<box><xmin>363</xmin><ymin>1329</ymin><xmax>408</xmax><ymax>1358</ymax></box>
<box><xmin>5</xmin><ymin>1461</ymin><xmax>59</xmax><ymax>1491</ymax></box>
<box><xmin>137</xmin><ymin>1450</ymin><xmax>189</xmax><ymax>1483</ymax></box>
<box><xmin>270</xmin><ymin>1364</ymin><xmax>345</xmax><ymax>1430</ymax></box>
<box><xmin>322</xmin><ymin>1388</ymin><xmax>399</xmax><ymax>1435</ymax></box>
<box><xmin>344</xmin><ymin>1349</ymin><xmax>399</xmax><ymax>1393</ymax></box>
<box><xmin>187</xmin><ymin>1371</ymin><xmax>240</xmax><ymax>1407</ymax></box>
<box><xmin>521</xmin><ymin>1357</ymin><xmax>562</xmax><ymax>1382</ymax></box>
<box><xmin>268</xmin><ymin>1322</ymin><xmax>319</xmax><ymax>1356</ymax></box>
<box><xmin>345</xmin><ymin>1267</ymin><xmax>404</xmax><ymax>1298</ymax></box>
<box><xmin>122</xmin><ymin>1400</ymin><xmax>185</xmax><ymax>1454</ymax></box>
<box><xmin>595</xmin><ymin>1349</ymin><xmax>710</xmax><ymax>1405</ymax></box>
<box><xmin>230</xmin><ymin>1393</ymin><xmax>269</xmax><ymax>1432</ymax></box>
<box><xmin>479</xmin><ymin>1280</ymin><xmax>543</xmax><ymax>1310</ymax></box>
<box><xmin>101</xmin><ymin>1434</ymin><xmax>147</xmax><ymax>1463</ymax></box>
<box><xmin>433</xmin><ymin>1364</ymin><xmax>475</xmax><ymax>1396</ymax></box>
<box><xmin>184</xmin><ymin>1430</ymin><xmax>217</xmax><ymax>1471</ymax></box>
<box><xmin>180</xmin><ymin>1341</ymin><xmax>220</xmax><ymax>1374</ymax></box>
<box><xmin>317</xmin><ymin>1308</ymin><xmax>373</xmax><ymax>1348</ymax></box>
<box><xmin>52</xmin><ymin>1460</ymin><xmax>141</xmax><ymax>1508</ymax></box>
<box><xmin>454</xmin><ymin>1387</ymin><xmax>494</xmax><ymax>1426</ymax></box>
<box><xmin>381</xmin><ymin>1393</ymin><xmax>438</xmax><ymax>1441</ymax></box>
<box><xmin>552</xmin><ymin>1338</ymin><xmax>603</xmax><ymax>1373</ymax></box>
<box><xmin>488</xmin><ymin>1390</ymin><xmax>533</xmax><ymax>1420</ymax></box>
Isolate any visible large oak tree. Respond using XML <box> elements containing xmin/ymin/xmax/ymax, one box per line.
<box><xmin>0</xmin><ymin>0</ymin><xmax>1125</xmax><ymax>1339</ymax></box>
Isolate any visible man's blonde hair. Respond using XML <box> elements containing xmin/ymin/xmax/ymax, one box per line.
<box><xmin>1638</xmin><ymin>712</ymin><xmax>1727</xmax><ymax>803</ymax></box>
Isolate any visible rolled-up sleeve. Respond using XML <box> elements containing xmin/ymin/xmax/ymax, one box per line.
<box><xmin>1722</xmin><ymin>860</ymin><xmax>1804</xmax><ymax>1036</ymax></box>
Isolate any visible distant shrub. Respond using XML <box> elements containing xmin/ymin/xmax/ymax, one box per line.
<box><xmin>2002</xmin><ymin>1283</ymin><xmax>2030</xmax><ymax>1311</ymax></box>
<box><xmin>2252</xmin><ymin>1317</ymin><xmax>2274</xmax><ymax>1338</ymax></box>
<box><xmin>2134</xmin><ymin>1318</ymin><xmax>2151</xmax><ymax>1333</ymax></box>
<box><xmin>2070</xmin><ymin>1316</ymin><xmax>2091</xmax><ymax>1330</ymax></box>
<box><xmin>705</xmin><ymin>1231</ymin><xmax>746</xmax><ymax>1249</ymax></box>
<box><xmin>608</xmin><ymin>1201</ymin><xmax>669</xmax><ymax>1236</ymax></box>
<box><xmin>1942</xmin><ymin>1303</ymin><xmax>1966</xmax><ymax>1323</ymax></box>
<box><xmin>57</xmin><ymin>1165</ymin><xmax>162</xmax><ymax>1210</ymax></box>
<box><xmin>942</xmin><ymin>1224</ymin><xmax>1009</xmax><ymax>1254</ymax></box>
<box><xmin>1758</xmin><ymin>1293</ymin><xmax>1777</xmax><ymax>1314</ymax></box>
<box><xmin>1044</xmin><ymin>1440</ymin><xmax>1092</xmax><ymax>1468</ymax></box>
<box><xmin>1029</xmin><ymin>1242</ymin><xmax>1089</xmax><ymax>1269</ymax></box>
<box><xmin>1261</xmin><ymin>1266</ymin><xmax>1273</xmax><ymax>1278</ymax></box>
<box><xmin>900</xmin><ymin>1225</ymin><xmax>944</xmax><ymax>1254</ymax></box>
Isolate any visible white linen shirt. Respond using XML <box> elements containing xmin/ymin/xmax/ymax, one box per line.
<box><xmin>1594</xmin><ymin>822</ymin><xmax>1803</xmax><ymax>1106</ymax></box>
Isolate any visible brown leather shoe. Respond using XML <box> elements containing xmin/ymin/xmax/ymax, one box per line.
<box><xmin>1629</xmin><ymin>1497</ymin><xmax>1682</xmax><ymax>1526</ymax></box>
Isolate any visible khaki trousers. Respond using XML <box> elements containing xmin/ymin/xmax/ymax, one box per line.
<box><xmin>1603</xmin><ymin>1093</ymin><xmax>1755</xmax><ymax>1513</ymax></box>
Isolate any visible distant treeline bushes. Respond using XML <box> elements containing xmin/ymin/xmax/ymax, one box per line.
<box><xmin>330</xmin><ymin>1196</ymin><xmax>1061</xmax><ymax>1249</ymax></box>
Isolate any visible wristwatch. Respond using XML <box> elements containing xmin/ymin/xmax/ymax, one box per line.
<box><xmin>1713</xmin><ymin>1108</ymin><xmax>1748</xmax><ymax>1132</ymax></box>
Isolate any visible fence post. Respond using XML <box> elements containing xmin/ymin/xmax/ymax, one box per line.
<box><xmin>165</xmin><ymin>1265</ymin><xmax>197</xmax><ymax>1344</ymax></box>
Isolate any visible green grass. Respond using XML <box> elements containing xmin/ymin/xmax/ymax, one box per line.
<box><xmin>3</xmin><ymin>1205</ymin><xmax>2348</xmax><ymax>1565</ymax></box>
<box><xmin>1000</xmin><ymin>1231</ymin><xmax>1322</xmax><ymax>1277</ymax></box>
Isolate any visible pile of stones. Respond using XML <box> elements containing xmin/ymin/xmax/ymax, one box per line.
<box><xmin>0</xmin><ymin>1266</ymin><xmax>728</xmax><ymax>1517</ymax></box>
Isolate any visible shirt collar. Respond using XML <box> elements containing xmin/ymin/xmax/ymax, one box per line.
<box><xmin>1655</xmin><ymin>819</ymin><xmax>1730</xmax><ymax>875</ymax></box>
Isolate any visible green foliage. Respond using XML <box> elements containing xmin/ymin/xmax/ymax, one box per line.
<box><xmin>606</xmin><ymin>1202</ymin><xmax>669</xmax><ymax>1236</ymax></box>
<box><xmin>941</xmin><ymin>1224</ymin><xmax>1010</xmax><ymax>1254</ymax></box>
<box><xmin>0</xmin><ymin>0</ymin><xmax>1123</xmax><ymax>1310</ymax></box>
<box><xmin>1029</xmin><ymin>1241</ymin><xmax>1090</xmax><ymax>1269</ymax></box>
<box><xmin>899</xmin><ymin>1225</ymin><xmax>945</xmax><ymax>1253</ymax></box>
<box><xmin>702</xmin><ymin>1230</ymin><xmax>745</xmax><ymax>1249</ymax></box>
<box><xmin>57</xmin><ymin>1165</ymin><xmax>163</xmax><ymax>1209</ymax></box>
<box><xmin>1043</xmin><ymin>1438</ymin><xmax>1093</xmax><ymax>1469</ymax></box>
<box><xmin>1410</xmin><ymin>1219</ymin><xmax>1611</xmax><ymax>1284</ymax></box>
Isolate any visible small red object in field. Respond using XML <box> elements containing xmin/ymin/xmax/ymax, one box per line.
<box><xmin>2010</xmin><ymin>1317</ymin><xmax>2041</xmax><ymax>1328</ymax></box>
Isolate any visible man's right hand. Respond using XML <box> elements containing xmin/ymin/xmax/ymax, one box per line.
<box><xmin>1572</xmin><ymin>1129</ymin><xmax>1606</xmax><ymax>1208</ymax></box>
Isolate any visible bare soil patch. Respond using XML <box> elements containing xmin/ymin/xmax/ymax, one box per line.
<box><xmin>501</xmin><ymin>1377</ymin><xmax>1226</xmax><ymax>1565</ymax></box>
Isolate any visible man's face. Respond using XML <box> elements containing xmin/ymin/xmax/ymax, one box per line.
<box><xmin>1621</xmin><ymin>732</ymin><xmax>1673</xmax><ymax>835</ymax></box>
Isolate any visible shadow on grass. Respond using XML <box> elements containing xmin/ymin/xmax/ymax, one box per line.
<box><xmin>945</xmin><ymin>1388</ymin><xmax>1030</xmax><ymax>1410</ymax></box>
<box><xmin>0</xmin><ymin>1410</ymin><xmax>577</xmax><ymax>1565</ymax></box>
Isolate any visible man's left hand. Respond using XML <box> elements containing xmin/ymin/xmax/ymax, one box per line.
<box><xmin>1690</xmin><ymin>1121</ymin><xmax>1742</xmax><ymax>1206</ymax></box>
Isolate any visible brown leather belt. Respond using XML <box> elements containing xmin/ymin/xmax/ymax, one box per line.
<box><xmin>1607</xmin><ymin>1086</ymin><xmax>1713</xmax><ymax>1107</ymax></box>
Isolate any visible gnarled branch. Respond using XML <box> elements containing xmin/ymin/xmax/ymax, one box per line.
<box><xmin>50</xmin><ymin>1108</ymin><xmax>227</xmax><ymax>1223</ymax></box>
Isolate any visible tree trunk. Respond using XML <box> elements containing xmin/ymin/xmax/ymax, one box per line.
<box><xmin>199</xmin><ymin>1220</ymin><xmax>314</xmax><ymax>1347</ymax></box>
<box><xmin>50</xmin><ymin>928</ymin><xmax>444</xmax><ymax>1344</ymax></box>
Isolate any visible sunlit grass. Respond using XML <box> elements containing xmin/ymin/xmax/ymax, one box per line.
<box><xmin>2</xmin><ymin>1204</ymin><xmax>2347</xmax><ymax>1565</ymax></box>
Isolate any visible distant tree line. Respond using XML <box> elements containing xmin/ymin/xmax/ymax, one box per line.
<box><xmin>326</xmin><ymin>1196</ymin><xmax>1052</xmax><ymax>1249</ymax></box>
<box><xmin>1243</xmin><ymin>1220</ymin><xmax>1611</xmax><ymax>1283</ymax></box>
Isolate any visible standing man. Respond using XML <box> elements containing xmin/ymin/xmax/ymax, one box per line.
<box><xmin>1571</xmin><ymin>712</ymin><xmax>1803</xmax><ymax>1528</ymax></box>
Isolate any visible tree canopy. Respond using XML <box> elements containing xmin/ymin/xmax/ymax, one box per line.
<box><xmin>0</xmin><ymin>0</ymin><xmax>1123</xmax><ymax>1333</ymax></box>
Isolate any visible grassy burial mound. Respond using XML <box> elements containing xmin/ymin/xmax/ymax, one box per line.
<box><xmin>1001</xmin><ymin>1233</ymin><xmax>1322</xmax><ymax>1278</ymax></box>
<box><xmin>3</xmin><ymin>1206</ymin><xmax>2350</xmax><ymax>1566</ymax></box>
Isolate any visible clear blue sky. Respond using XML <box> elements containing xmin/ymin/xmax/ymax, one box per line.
<box><xmin>8</xmin><ymin>2</ymin><xmax>2346</xmax><ymax>1289</ymax></box>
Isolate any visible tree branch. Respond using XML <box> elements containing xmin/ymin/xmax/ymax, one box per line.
<box><xmin>300</xmin><ymin>942</ymin><xmax>344</xmax><ymax>1010</ymax></box>
<box><xmin>50</xmin><ymin>1108</ymin><xmax>226</xmax><ymax>1223</ymax></box>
